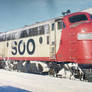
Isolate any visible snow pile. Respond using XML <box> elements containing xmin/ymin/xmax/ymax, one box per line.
<box><xmin>58</xmin><ymin>68</ymin><xmax>74</xmax><ymax>79</ymax></box>
<box><xmin>57</xmin><ymin>63</ymin><xmax>83</xmax><ymax>80</ymax></box>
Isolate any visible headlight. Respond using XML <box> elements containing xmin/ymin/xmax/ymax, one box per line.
<box><xmin>78</xmin><ymin>33</ymin><xmax>92</xmax><ymax>40</ymax></box>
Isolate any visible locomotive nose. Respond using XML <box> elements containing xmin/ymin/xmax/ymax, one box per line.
<box><xmin>77</xmin><ymin>22</ymin><xmax>92</xmax><ymax>63</ymax></box>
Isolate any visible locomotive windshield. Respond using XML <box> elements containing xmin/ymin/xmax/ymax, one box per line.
<box><xmin>69</xmin><ymin>14</ymin><xmax>88</xmax><ymax>23</ymax></box>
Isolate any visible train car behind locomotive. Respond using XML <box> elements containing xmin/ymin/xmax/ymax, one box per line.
<box><xmin>0</xmin><ymin>11</ymin><xmax>92</xmax><ymax>80</ymax></box>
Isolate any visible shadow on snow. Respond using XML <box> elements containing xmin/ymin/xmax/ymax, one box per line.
<box><xmin>0</xmin><ymin>86</ymin><xmax>31</xmax><ymax>92</ymax></box>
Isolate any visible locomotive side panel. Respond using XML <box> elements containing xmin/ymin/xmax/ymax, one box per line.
<box><xmin>1</xmin><ymin>21</ymin><xmax>52</xmax><ymax>61</ymax></box>
<box><xmin>8</xmin><ymin>35</ymin><xmax>50</xmax><ymax>60</ymax></box>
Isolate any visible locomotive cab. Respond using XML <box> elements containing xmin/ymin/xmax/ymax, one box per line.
<box><xmin>57</xmin><ymin>12</ymin><xmax>92</xmax><ymax>78</ymax></box>
<box><xmin>59</xmin><ymin>12</ymin><xmax>92</xmax><ymax>64</ymax></box>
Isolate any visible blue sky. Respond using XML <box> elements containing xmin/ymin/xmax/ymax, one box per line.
<box><xmin>0</xmin><ymin>0</ymin><xmax>92</xmax><ymax>32</ymax></box>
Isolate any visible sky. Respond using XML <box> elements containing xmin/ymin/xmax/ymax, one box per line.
<box><xmin>0</xmin><ymin>0</ymin><xmax>92</xmax><ymax>32</ymax></box>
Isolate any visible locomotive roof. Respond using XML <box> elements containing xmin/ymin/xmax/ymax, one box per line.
<box><xmin>0</xmin><ymin>8</ymin><xmax>91</xmax><ymax>36</ymax></box>
<box><xmin>0</xmin><ymin>16</ymin><xmax>63</xmax><ymax>36</ymax></box>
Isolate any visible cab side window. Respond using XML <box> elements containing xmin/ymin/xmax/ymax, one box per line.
<box><xmin>62</xmin><ymin>22</ymin><xmax>66</xmax><ymax>28</ymax></box>
<box><xmin>52</xmin><ymin>23</ymin><xmax>55</xmax><ymax>31</ymax></box>
<box><xmin>57</xmin><ymin>21</ymin><xmax>62</xmax><ymax>29</ymax></box>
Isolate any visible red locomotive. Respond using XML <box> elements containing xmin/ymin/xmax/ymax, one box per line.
<box><xmin>0</xmin><ymin>10</ymin><xmax>92</xmax><ymax>80</ymax></box>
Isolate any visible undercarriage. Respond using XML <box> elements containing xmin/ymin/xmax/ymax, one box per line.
<box><xmin>0</xmin><ymin>60</ymin><xmax>90</xmax><ymax>81</ymax></box>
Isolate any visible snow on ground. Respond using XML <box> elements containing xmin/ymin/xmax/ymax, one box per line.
<box><xmin>0</xmin><ymin>69</ymin><xmax>92</xmax><ymax>92</ymax></box>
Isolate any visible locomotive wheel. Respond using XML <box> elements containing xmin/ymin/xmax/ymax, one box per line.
<box><xmin>48</xmin><ymin>68</ymin><xmax>56</xmax><ymax>76</ymax></box>
<box><xmin>38</xmin><ymin>63</ymin><xmax>43</xmax><ymax>74</ymax></box>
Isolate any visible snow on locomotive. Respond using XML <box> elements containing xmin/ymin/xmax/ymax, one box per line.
<box><xmin>0</xmin><ymin>11</ymin><xmax>92</xmax><ymax>80</ymax></box>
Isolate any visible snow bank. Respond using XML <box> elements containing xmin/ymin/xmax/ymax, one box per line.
<box><xmin>0</xmin><ymin>69</ymin><xmax>92</xmax><ymax>92</ymax></box>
